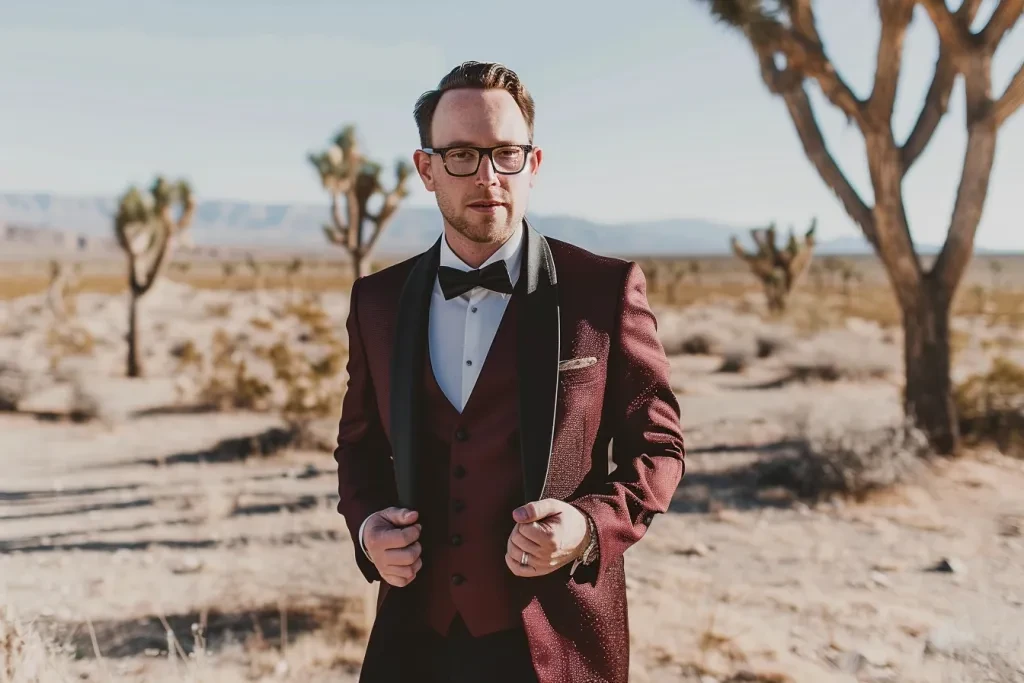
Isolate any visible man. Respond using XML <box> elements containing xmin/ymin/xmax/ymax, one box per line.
<box><xmin>334</xmin><ymin>61</ymin><xmax>685</xmax><ymax>683</ymax></box>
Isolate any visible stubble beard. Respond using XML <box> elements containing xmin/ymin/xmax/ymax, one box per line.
<box><xmin>436</xmin><ymin>187</ymin><xmax>520</xmax><ymax>246</ymax></box>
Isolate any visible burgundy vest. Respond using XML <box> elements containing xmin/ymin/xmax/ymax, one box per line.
<box><xmin>408</xmin><ymin>294</ymin><xmax>528</xmax><ymax>637</ymax></box>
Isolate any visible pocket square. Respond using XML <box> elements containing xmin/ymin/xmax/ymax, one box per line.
<box><xmin>558</xmin><ymin>356</ymin><xmax>597</xmax><ymax>371</ymax></box>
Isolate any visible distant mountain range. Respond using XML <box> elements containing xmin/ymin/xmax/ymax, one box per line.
<box><xmin>0</xmin><ymin>191</ymin><xmax>1010</xmax><ymax>259</ymax></box>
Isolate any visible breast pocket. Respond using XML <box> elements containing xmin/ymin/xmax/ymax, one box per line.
<box><xmin>557</xmin><ymin>356</ymin><xmax>601</xmax><ymax>388</ymax></box>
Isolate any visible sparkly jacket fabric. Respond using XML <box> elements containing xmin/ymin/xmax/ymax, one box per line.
<box><xmin>334</xmin><ymin>220</ymin><xmax>686</xmax><ymax>683</ymax></box>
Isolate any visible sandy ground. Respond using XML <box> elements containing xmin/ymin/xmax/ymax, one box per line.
<box><xmin>2</xmin><ymin>282</ymin><xmax>1023</xmax><ymax>683</ymax></box>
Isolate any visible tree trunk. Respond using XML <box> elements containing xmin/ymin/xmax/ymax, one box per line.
<box><xmin>902</xmin><ymin>285</ymin><xmax>959</xmax><ymax>455</ymax></box>
<box><xmin>764</xmin><ymin>275</ymin><xmax>787</xmax><ymax>314</ymax></box>
<box><xmin>352</xmin><ymin>251</ymin><xmax>372</xmax><ymax>280</ymax></box>
<box><xmin>127</xmin><ymin>291</ymin><xmax>142</xmax><ymax>378</ymax></box>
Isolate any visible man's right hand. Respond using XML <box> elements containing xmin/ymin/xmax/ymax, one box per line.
<box><xmin>364</xmin><ymin>507</ymin><xmax>423</xmax><ymax>587</ymax></box>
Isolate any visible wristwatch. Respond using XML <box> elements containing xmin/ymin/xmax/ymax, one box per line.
<box><xmin>579</xmin><ymin>514</ymin><xmax>599</xmax><ymax>565</ymax></box>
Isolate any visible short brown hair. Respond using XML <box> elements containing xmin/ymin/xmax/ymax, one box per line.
<box><xmin>413</xmin><ymin>61</ymin><xmax>535</xmax><ymax>148</ymax></box>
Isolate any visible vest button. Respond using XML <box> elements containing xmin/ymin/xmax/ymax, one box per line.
<box><xmin>451</xmin><ymin>574</ymin><xmax>465</xmax><ymax>586</ymax></box>
<box><xmin>453</xmin><ymin>499</ymin><xmax>466</xmax><ymax>513</ymax></box>
<box><xmin>451</xmin><ymin>534</ymin><xmax>462</xmax><ymax>546</ymax></box>
<box><xmin>455</xmin><ymin>428</ymin><xmax>468</xmax><ymax>441</ymax></box>
<box><xmin>453</xmin><ymin>464</ymin><xmax>466</xmax><ymax>478</ymax></box>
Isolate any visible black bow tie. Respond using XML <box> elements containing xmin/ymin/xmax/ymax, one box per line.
<box><xmin>438</xmin><ymin>261</ymin><xmax>513</xmax><ymax>300</ymax></box>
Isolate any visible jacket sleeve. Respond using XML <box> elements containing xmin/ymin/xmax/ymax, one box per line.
<box><xmin>334</xmin><ymin>276</ymin><xmax>400</xmax><ymax>583</ymax></box>
<box><xmin>567</xmin><ymin>262</ymin><xmax>685</xmax><ymax>587</ymax></box>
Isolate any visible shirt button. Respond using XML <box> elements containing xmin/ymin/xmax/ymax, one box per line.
<box><xmin>471</xmin><ymin>306</ymin><xmax>478</xmax><ymax>313</ymax></box>
<box><xmin>453</xmin><ymin>499</ymin><xmax>466</xmax><ymax>513</ymax></box>
<box><xmin>465</xmin><ymin>359</ymin><xmax>473</xmax><ymax>366</ymax></box>
<box><xmin>453</xmin><ymin>464</ymin><xmax>466</xmax><ymax>478</ymax></box>
<box><xmin>451</xmin><ymin>534</ymin><xmax>462</xmax><ymax>546</ymax></box>
<box><xmin>451</xmin><ymin>574</ymin><xmax>465</xmax><ymax>586</ymax></box>
<box><xmin>455</xmin><ymin>428</ymin><xmax>468</xmax><ymax>441</ymax></box>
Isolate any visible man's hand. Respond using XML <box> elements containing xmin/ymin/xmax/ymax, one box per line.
<box><xmin>364</xmin><ymin>507</ymin><xmax>422</xmax><ymax>587</ymax></box>
<box><xmin>505</xmin><ymin>499</ymin><xmax>590</xmax><ymax>577</ymax></box>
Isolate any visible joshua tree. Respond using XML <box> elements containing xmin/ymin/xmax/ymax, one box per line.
<box><xmin>988</xmin><ymin>259</ymin><xmax>1003</xmax><ymax>291</ymax></box>
<box><xmin>46</xmin><ymin>260</ymin><xmax>82</xmax><ymax>321</ymax></box>
<box><xmin>731</xmin><ymin>218</ymin><xmax>817</xmax><ymax>313</ymax></box>
<box><xmin>245</xmin><ymin>252</ymin><xmax>266</xmax><ymax>291</ymax></box>
<box><xmin>308</xmin><ymin>124</ymin><xmax>413</xmax><ymax>279</ymax></box>
<box><xmin>114</xmin><ymin>176</ymin><xmax>195</xmax><ymax>377</ymax></box>
<box><xmin>696</xmin><ymin>0</ymin><xmax>1024</xmax><ymax>454</ymax></box>
<box><xmin>840</xmin><ymin>260</ymin><xmax>863</xmax><ymax>297</ymax></box>
<box><xmin>688</xmin><ymin>259</ymin><xmax>704</xmax><ymax>287</ymax></box>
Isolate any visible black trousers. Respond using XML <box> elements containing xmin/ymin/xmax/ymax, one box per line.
<box><xmin>416</xmin><ymin>613</ymin><xmax>539</xmax><ymax>683</ymax></box>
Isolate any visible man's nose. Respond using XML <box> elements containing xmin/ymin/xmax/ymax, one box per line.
<box><xmin>475</xmin><ymin>153</ymin><xmax>499</xmax><ymax>185</ymax></box>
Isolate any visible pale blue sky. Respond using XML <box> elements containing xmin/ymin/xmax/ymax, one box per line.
<box><xmin>1</xmin><ymin>0</ymin><xmax>1022</xmax><ymax>249</ymax></box>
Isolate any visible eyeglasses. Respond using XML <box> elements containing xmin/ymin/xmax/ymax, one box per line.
<box><xmin>421</xmin><ymin>144</ymin><xmax>534</xmax><ymax>177</ymax></box>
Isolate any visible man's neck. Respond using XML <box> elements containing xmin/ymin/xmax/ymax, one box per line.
<box><xmin>443</xmin><ymin>223</ymin><xmax>513</xmax><ymax>269</ymax></box>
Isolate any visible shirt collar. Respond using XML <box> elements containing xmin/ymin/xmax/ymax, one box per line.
<box><xmin>438</xmin><ymin>221</ymin><xmax>523</xmax><ymax>291</ymax></box>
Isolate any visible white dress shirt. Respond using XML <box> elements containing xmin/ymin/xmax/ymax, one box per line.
<box><xmin>358</xmin><ymin>223</ymin><xmax>592</xmax><ymax>575</ymax></box>
<box><xmin>428</xmin><ymin>223</ymin><xmax>524</xmax><ymax>412</ymax></box>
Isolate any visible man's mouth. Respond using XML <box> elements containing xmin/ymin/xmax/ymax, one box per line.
<box><xmin>468</xmin><ymin>201</ymin><xmax>506</xmax><ymax>208</ymax></box>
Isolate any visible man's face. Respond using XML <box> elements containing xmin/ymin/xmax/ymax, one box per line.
<box><xmin>414</xmin><ymin>88</ymin><xmax>542</xmax><ymax>245</ymax></box>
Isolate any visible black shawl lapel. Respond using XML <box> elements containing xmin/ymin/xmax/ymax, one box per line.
<box><xmin>389</xmin><ymin>235</ymin><xmax>442</xmax><ymax>510</ymax></box>
<box><xmin>517</xmin><ymin>218</ymin><xmax>560</xmax><ymax>503</ymax></box>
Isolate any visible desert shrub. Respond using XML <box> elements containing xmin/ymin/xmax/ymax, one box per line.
<box><xmin>754</xmin><ymin>327</ymin><xmax>795</xmax><ymax>358</ymax></box>
<box><xmin>44</xmin><ymin>324</ymin><xmax>95</xmax><ymax>371</ymax></box>
<box><xmin>680</xmin><ymin>329</ymin><xmax>725</xmax><ymax>355</ymax></box>
<box><xmin>0</xmin><ymin>362</ymin><xmax>29</xmax><ymax>411</ymax></box>
<box><xmin>717</xmin><ymin>350</ymin><xmax>749</xmax><ymax>373</ymax></box>
<box><xmin>716</xmin><ymin>338</ymin><xmax>759</xmax><ymax>373</ymax></box>
<box><xmin>205</xmin><ymin>302</ymin><xmax>232</xmax><ymax>318</ymax></box>
<box><xmin>196</xmin><ymin>328</ymin><xmax>276</xmax><ymax>412</ymax></box>
<box><xmin>779</xmin><ymin>330</ymin><xmax>896</xmax><ymax>382</ymax></box>
<box><xmin>758</xmin><ymin>418</ymin><xmax>930</xmax><ymax>501</ymax></box>
<box><xmin>954</xmin><ymin>356</ymin><xmax>1024</xmax><ymax>457</ymax></box>
<box><xmin>170</xmin><ymin>338</ymin><xmax>204</xmax><ymax>368</ymax></box>
<box><xmin>184</xmin><ymin>297</ymin><xmax>348</xmax><ymax>429</ymax></box>
<box><xmin>249</xmin><ymin>316</ymin><xmax>274</xmax><ymax>331</ymax></box>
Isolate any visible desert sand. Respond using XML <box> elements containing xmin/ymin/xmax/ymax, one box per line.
<box><xmin>2</xmin><ymin>264</ymin><xmax>1023</xmax><ymax>683</ymax></box>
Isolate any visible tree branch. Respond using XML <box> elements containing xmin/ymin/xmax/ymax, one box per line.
<box><xmin>788</xmin><ymin>0</ymin><xmax>823</xmax><ymax>43</ymax></box>
<box><xmin>329</xmin><ymin>193</ymin><xmax>349</xmax><ymax>237</ymax></box>
<box><xmin>931</xmin><ymin>57</ymin><xmax>999</xmax><ymax>298</ymax></box>
<box><xmin>956</xmin><ymin>0</ymin><xmax>985</xmax><ymax>25</ymax></box>
<box><xmin>900</xmin><ymin>0</ymin><xmax>985</xmax><ymax>171</ymax></box>
<box><xmin>994</xmin><ymin>61</ymin><xmax>1024</xmax><ymax>127</ymax></box>
<box><xmin>754</xmin><ymin>52</ymin><xmax>877</xmax><ymax>247</ymax></box>
<box><xmin>745</xmin><ymin>19</ymin><xmax>867</xmax><ymax>127</ymax></box>
<box><xmin>901</xmin><ymin>47</ymin><xmax>957</xmax><ymax>171</ymax></box>
<box><xmin>919</xmin><ymin>0</ymin><xmax>972</xmax><ymax>55</ymax></box>
<box><xmin>980</xmin><ymin>0</ymin><xmax>1024</xmax><ymax>49</ymax></box>
<box><xmin>868</xmin><ymin>0</ymin><xmax>915</xmax><ymax>126</ymax></box>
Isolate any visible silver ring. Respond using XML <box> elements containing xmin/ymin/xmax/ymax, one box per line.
<box><xmin>520</xmin><ymin>551</ymin><xmax>529</xmax><ymax>567</ymax></box>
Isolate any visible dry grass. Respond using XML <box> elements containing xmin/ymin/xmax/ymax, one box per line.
<box><xmin>954</xmin><ymin>356</ymin><xmax>1024</xmax><ymax>457</ymax></box>
<box><xmin>1</xmin><ymin>595</ymin><xmax>370</xmax><ymax>683</ymax></box>
<box><xmin>0</xmin><ymin>259</ymin><xmax>365</xmax><ymax>301</ymax></box>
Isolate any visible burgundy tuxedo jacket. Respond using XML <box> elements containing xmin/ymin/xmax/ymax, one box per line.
<box><xmin>334</xmin><ymin>219</ymin><xmax>685</xmax><ymax>682</ymax></box>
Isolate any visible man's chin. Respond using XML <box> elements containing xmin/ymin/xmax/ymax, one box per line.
<box><xmin>460</xmin><ymin>214</ymin><xmax>514</xmax><ymax>242</ymax></box>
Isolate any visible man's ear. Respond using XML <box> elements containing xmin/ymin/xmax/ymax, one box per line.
<box><xmin>413</xmin><ymin>149</ymin><xmax>435</xmax><ymax>192</ymax></box>
<box><xmin>528</xmin><ymin>146</ymin><xmax>543</xmax><ymax>188</ymax></box>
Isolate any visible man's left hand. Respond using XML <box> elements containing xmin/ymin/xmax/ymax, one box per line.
<box><xmin>505</xmin><ymin>499</ymin><xmax>590</xmax><ymax>577</ymax></box>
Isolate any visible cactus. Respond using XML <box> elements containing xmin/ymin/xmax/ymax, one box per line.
<box><xmin>731</xmin><ymin>217</ymin><xmax>816</xmax><ymax>314</ymax></box>
<box><xmin>308</xmin><ymin>124</ymin><xmax>413</xmax><ymax>279</ymax></box>
<box><xmin>113</xmin><ymin>176</ymin><xmax>195</xmax><ymax>377</ymax></box>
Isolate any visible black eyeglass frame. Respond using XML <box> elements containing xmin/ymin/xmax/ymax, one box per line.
<box><xmin>420</xmin><ymin>144</ymin><xmax>535</xmax><ymax>177</ymax></box>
